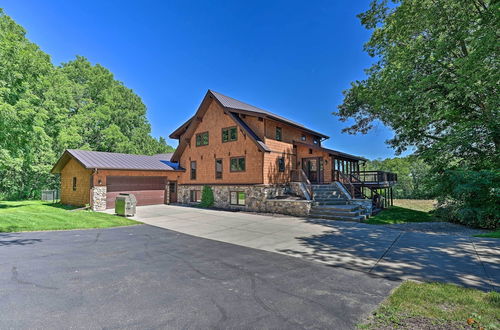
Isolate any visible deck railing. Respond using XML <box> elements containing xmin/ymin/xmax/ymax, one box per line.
<box><xmin>351</xmin><ymin>171</ymin><xmax>398</xmax><ymax>185</ymax></box>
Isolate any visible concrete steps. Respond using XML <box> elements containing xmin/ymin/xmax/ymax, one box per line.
<box><xmin>308</xmin><ymin>184</ymin><xmax>369</xmax><ymax>222</ymax></box>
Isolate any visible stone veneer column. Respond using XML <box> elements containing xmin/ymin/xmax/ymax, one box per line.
<box><xmin>165</xmin><ymin>181</ymin><xmax>170</xmax><ymax>204</ymax></box>
<box><xmin>91</xmin><ymin>186</ymin><xmax>107</xmax><ymax>211</ymax></box>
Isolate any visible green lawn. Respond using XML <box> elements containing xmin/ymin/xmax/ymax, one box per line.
<box><xmin>361</xmin><ymin>281</ymin><xmax>500</xmax><ymax>329</ymax></box>
<box><xmin>475</xmin><ymin>230</ymin><xmax>500</xmax><ymax>239</ymax></box>
<box><xmin>0</xmin><ymin>200</ymin><xmax>139</xmax><ymax>232</ymax></box>
<box><xmin>365</xmin><ymin>199</ymin><xmax>436</xmax><ymax>225</ymax></box>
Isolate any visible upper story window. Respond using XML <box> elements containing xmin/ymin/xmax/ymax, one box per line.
<box><xmin>222</xmin><ymin>126</ymin><xmax>237</xmax><ymax>143</ymax></box>
<box><xmin>190</xmin><ymin>161</ymin><xmax>197</xmax><ymax>180</ymax></box>
<box><xmin>313</xmin><ymin>137</ymin><xmax>320</xmax><ymax>145</ymax></box>
<box><xmin>72</xmin><ymin>177</ymin><xmax>77</xmax><ymax>191</ymax></box>
<box><xmin>278</xmin><ymin>157</ymin><xmax>285</xmax><ymax>172</ymax></box>
<box><xmin>230</xmin><ymin>157</ymin><xmax>245</xmax><ymax>172</ymax></box>
<box><xmin>275</xmin><ymin>127</ymin><xmax>282</xmax><ymax>141</ymax></box>
<box><xmin>195</xmin><ymin>132</ymin><xmax>209</xmax><ymax>147</ymax></box>
<box><xmin>301</xmin><ymin>134</ymin><xmax>306</xmax><ymax>142</ymax></box>
<box><xmin>215</xmin><ymin>159</ymin><xmax>223</xmax><ymax>179</ymax></box>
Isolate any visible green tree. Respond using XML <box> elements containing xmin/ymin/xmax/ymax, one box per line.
<box><xmin>336</xmin><ymin>0</ymin><xmax>499</xmax><ymax>170</ymax></box>
<box><xmin>0</xmin><ymin>10</ymin><xmax>174</xmax><ymax>199</ymax></box>
<box><xmin>364</xmin><ymin>156</ymin><xmax>435</xmax><ymax>198</ymax></box>
<box><xmin>337</xmin><ymin>1</ymin><xmax>499</xmax><ymax>228</ymax></box>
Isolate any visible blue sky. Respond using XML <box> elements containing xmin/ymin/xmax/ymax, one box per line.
<box><xmin>3</xmin><ymin>0</ymin><xmax>405</xmax><ymax>160</ymax></box>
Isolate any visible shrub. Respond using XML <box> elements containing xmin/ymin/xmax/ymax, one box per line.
<box><xmin>435</xmin><ymin>169</ymin><xmax>500</xmax><ymax>229</ymax></box>
<box><xmin>200</xmin><ymin>185</ymin><xmax>214</xmax><ymax>208</ymax></box>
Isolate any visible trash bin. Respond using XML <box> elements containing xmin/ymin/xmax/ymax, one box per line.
<box><xmin>115</xmin><ymin>193</ymin><xmax>137</xmax><ymax>217</ymax></box>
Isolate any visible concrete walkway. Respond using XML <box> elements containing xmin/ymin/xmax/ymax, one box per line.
<box><xmin>107</xmin><ymin>204</ymin><xmax>499</xmax><ymax>291</ymax></box>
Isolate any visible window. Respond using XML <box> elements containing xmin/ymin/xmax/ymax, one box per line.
<box><xmin>190</xmin><ymin>190</ymin><xmax>201</xmax><ymax>202</ymax></box>
<box><xmin>222</xmin><ymin>126</ymin><xmax>237</xmax><ymax>142</ymax></box>
<box><xmin>301</xmin><ymin>134</ymin><xmax>306</xmax><ymax>141</ymax></box>
<box><xmin>278</xmin><ymin>157</ymin><xmax>285</xmax><ymax>172</ymax></box>
<box><xmin>313</xmin><ymin>137</ymin><xmax>320</xmax><ymax>145</ymax></box>
<box><xmin>215</xmin><ymin>159</ymin><xmax>223</xmax><ymax>179</ymax></box>
<box><xmin>190</xmin><ymin>161</ymin><xmax>197</xmax><ymax>180</ymax></box>
<box><xmin>230</xmin><ymin>191</ymin><xmax>246</xmax><ymax>206</ymax></box>
<box><xmin>275</xmin><ymin>127</ymin><xmax>282</xmax><ymax>141</ymax></box>
<box><xmin>195</xmin><ymin>131</ymin><xmax>209</xmax><ymax>146</ymax></box>
<box><xmin>72</xmin><ymin>177</ymin><xmax>77</xmax><ymax>191</ymax></box>
<box><xmin>230</xmin><ymin>157</ymin><xmax>245</xmax><ymax>172</ymax></box>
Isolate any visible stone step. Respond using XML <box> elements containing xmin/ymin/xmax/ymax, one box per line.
<box><xmin>313</xmin><ymin>197</ymin><xmax>346</xmax><ymax>202</ymax></box>
<box><xmin>307</xmin><ymin>214</ymin><xmax>366</xmax><ymax>222</ymax></box>
<box><xmin>312</xmin><ymin>204</ymin><xmax>361</xmax><ymax>211</ymax></box>
<box><xmin>314</xmin><ymin>200</ymin><xmax>350</xmax><ymax>205</ymax></box>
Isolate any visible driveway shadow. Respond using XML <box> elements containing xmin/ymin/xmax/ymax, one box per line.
<box><xmin>0</xmin><ymin>233</ymin><xmax>42</xmax><ymax>247</ymax></box>
<box><xmin>278</xmin><ymin>219</ymin><xmax>499</xmax><ymax>291</ymax></box>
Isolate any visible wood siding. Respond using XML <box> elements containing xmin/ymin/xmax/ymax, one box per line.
<box><xmin>60</xmin><ymin>158</ymin><xmax>92</xmax><ymax>206</ymax></box>
<box><xmin>296</xmin><ymin>144</ymin><xmax>333</xmax><ymax>182</ymax></box>
<box><xmin>178</xmin><ymin>99</ymin><xmax>264</xmax><ymax>184</ymax></box>
<box><xmin>264</xmin><ymin>118</ymin><xmax>318</xmax><ymax>145</ymax></box>
<box><xmin>263</xmin><ymin>138</ymin><xmax>295</xmax><ymax>184</ymax></box>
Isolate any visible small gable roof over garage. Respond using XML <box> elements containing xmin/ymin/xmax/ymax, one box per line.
<box><xmin>51</xmin><ymin>149</ymin><xmax>181</xmax><ymax>173</ymax></box>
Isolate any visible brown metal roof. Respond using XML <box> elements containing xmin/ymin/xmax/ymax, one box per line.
<box><xmin>51</xmin><ymin>150</ymin><xmax>180</xmax><ymax>174</ymax></box>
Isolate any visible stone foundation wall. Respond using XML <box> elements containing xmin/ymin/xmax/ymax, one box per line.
<box><xmin>91</xmin><ymin>186</ymin><xmax>107</xmax><ymax>211</ymax></box>
<box><xmin>177</xmin><ymin>184</ymin><xmax>311</xmax><ymax>216</ymax></box>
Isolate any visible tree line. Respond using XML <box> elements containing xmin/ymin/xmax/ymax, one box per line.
<box><xmin>337</xmin><ymin>0</ymin><xmax>499</xmax><ymax>229</ymax></box>
<box><xmin>0</xmin><ymin>9</ymin><xmax>174</xmax><ymax>200</ymax></box>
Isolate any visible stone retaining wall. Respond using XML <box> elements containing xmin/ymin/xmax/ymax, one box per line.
<box><xmin>177</xmin><ymin>184</ymin><xmax>311</xmax><ymax>216</ymax></box>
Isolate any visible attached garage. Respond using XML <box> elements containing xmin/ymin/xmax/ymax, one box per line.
<box><xmin>51</xmin><ymin>149</ymin><xmax>183</xmax><ymax>211</ymax></box>
<box><xmin>106</xmin><ymin>176</ymin><xmax>167</xmax><ymax>209</ymax></box>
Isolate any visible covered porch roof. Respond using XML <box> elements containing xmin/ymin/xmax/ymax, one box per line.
<box><xmin>293</xmin><ymin>141</ymin><xmax>367</xmax><ymax>162</ymax></box>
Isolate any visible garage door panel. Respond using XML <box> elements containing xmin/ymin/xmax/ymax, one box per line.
<box><xmin>105</xmin><ymin>176</ymin><xmax>166</xmax><ymax>209</ymax></box>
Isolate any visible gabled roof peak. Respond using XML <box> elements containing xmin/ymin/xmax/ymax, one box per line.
<box><xmin>208</xmin><ymin>90</ymin><xmax>329</xmax><ymax>139</ymax></box>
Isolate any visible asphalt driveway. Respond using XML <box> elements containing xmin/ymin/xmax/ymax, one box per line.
<box><xmin>118</xmin><ymin>205</ymin><xmax>499</xmax><ymax>291</ymax></box>
<box><xmin>0</xmin><ymin>225</ymin><xmax>397</xmax><ymax>329</ymax></box>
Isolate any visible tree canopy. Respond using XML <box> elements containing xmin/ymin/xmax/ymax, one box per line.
<box><xmin>337</xmin><ymin>0</ymin><xmax>499</xmax><ymax>228</ymax></box>
<box><xmin>336</xmin><ymin>0</ymin><xmax>499</xmax><ymax>170</ymax></box>
<box><xmin>0</xmin><ymin>9</ymin><xmax>174</xmax><ymax>199</ymax></box>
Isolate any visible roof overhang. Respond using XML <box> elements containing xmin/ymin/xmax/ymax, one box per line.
<box><xmin>293</xmin><ymin>141</ymin><xmax>367</xmax><ymax>161</ymax></box>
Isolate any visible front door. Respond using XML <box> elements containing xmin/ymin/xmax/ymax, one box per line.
<box><xmin>302</xmin><ymin>158</ymin><xmax>322</xmax><ymax>183</ymax></box>
<box><xmin>169</xmin><ymin>181</ymin><xmax>177</xmax><ymax>203</ymax></box>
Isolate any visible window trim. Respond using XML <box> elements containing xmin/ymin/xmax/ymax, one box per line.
<box><xmin>215</xmin><ymin>158</ymin><xmax>223</xmax><ymax>179</ymax></box>
<box><xmin>72</xmin><ymin>177</ymin><xmax>77</xmax><ymax>191</ymax></box>
<box><xmin>190</xmin><ymin>161</ymin><xmax>197</xmax><ymax>180</ymax></box>
<box><xmin>190</xmin><ymin>190</ymin><xmax>201</xmax><ymax>203</ymax></box>
<box><xmin>222</xmin><ymin>126</ymin><xmax>238</xmax><ymax>143</ymax></box>
<box><xmin>230</xmin><ymin>156</ymin><xmax>246</xmax><ymax>172</ymax></box>
<box><xmin>195</xmin><ymin>131</ymin><xmax>209</xmax><ymax>147</ymax></box>
<box><xmin>275</xmin><ymin>126</ymin><xmax>282</xmax><ymax>141</ymax></box>
<box><xmin>230</xmin><ymin>191</ymin><xmax>246</xmax><ymax>206</ymax></box>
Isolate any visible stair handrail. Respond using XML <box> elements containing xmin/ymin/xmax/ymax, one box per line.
<box><xmin>335</xmin><ymin>171</ymin><xmax>356</xmax><ymax>198</ymax></box>
<box><xmin>291</xmin><ymin>169</ymin><xmax>313</xmax><ymax>200</ymax></box>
